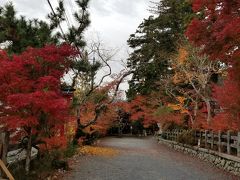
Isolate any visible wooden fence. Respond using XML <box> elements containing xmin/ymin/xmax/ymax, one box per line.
<box><xmin>162</xmin><ymin>130</ymin><xmax>240</xmax><ymax>157</ymax></box>
<box><xmin>0</xmin><ymin>132</ymin><xmax>14</xmax><ymax>179</ymax></box>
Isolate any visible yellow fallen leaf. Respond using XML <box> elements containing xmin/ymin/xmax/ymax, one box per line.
<box><xmin>78</xmin><ymin>146</ymin><xmax>119</xmax><ymax>157</ymax></box>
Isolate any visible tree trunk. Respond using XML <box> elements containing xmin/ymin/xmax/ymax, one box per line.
<box><xmin>25</xmin><ymin>128</ymin><xmax>32</xmax><ymax>175</ymax></box>
<box><xmin>73</xmin><ymin>107</ymin><xmax>85</xmax><ymax>144</ymax></box>
<box><xmin>188</xmin><ymin>113</ymin><xmax>194</xmax><ymax>126</ymax></box>
<box><xmin>118</xmin><ymin>126</ymin><xmax>122</xmax><ymax>137</ymax></box>
<box><xmin>194</xmin><ymin>101</ymin><xmax>198</xmax><ymax>117</ymax></box>
<box><xmin>205</xmin><ymin>99</ymin><xmax>211</xmax><ymax>124</ymax></box>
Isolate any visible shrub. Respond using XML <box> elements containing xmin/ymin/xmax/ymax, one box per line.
<box><xmin>177</xmin><ymin>130</ymin><xmax>196</xmax><ymax>146</ymax></box>
<box><xmin>63</xmin><ymin>142</ymin><xmax>78</xmax><ymax>158</ymax></box>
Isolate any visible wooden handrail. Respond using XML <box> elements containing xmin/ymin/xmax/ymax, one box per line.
<box><xmin>162</xmin><ymin>129</ymin><xmax>240</xmax><ymax>157</ymax></box>
<box><xmin>0</xmin><ymin>160</ymin><xmax>14</xmax><ymax>180</ymax></box>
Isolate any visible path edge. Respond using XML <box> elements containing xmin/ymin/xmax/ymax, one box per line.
<box><xmin>158</xmin><ymin>137</ymin><xmax>240</xmax><ymax>176</ymax></box>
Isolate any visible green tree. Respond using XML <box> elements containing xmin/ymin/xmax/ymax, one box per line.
<box><xmin>0</xmin><ymin>0</ymin><xmax>91</xmax><ymax>54</ymax></box>
<box><xmin>0</xmin><ymin>3</ymin><xmax>55</xmax><ymax>54</ymax></box>
<box><xmin>127</xmin><ymin>0</ymin><xmax>192</xmax><ymax>99</ymax></box>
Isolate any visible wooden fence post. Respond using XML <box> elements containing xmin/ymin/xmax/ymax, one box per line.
<box><xmin>227</xmin><ymin>130</ymin><xmax>231</xmax><ymax>155</ymax></box>
<box><xmin>211</xmin><ymin>131</ymin><xmax>214</xmax><ymax>149</ymax></box>
<box><xmin>218</xmin><ymin>130</ymin><xmax>221</xmax><ymax>153</ymax></box>
<box><xmin>200</xmin><ymin>131</ymin><xmax>202</xmax><ymax>143</ymax></box>
<box><xmin>198</xmin><ymin>131</ymin><xmax>202</xmax><ymax>147</ymax></box>
<box><xmin>0</xmin><ymin>132</ymin><xmax>9</xmax><ymax>165</ymax></box>
<box><xmin>176</xmin><ymin>130</ymin><xmax>178</xmax><ymax>141</ymax></box>
<box><xmin>176</xmin><ymin>130</ymin><xmax>179</xmax><ymax>141</ymax></box>
<box><xmin>205</xmin><ymin>130</ymin><xmax>208</xmax><ymax>148</ymax></box>
<box><xmin>174</xmin><ymin>130</ymin><xmax>176</xmax><ymax>141</ymax></box>
<box><xmin>194</xmin><ymin>130</ymin><xmax>197</xmax><ymax>144</ymax></box>
<box><xmin>237</xmin><ymin>132</ymin><xmax>240</xmax><ymax>157</ymax></box>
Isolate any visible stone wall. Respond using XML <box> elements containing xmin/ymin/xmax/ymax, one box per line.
<box><xmin>158</xmin><ymin>138</ymin><xmax>240</xmax><ymax>176</ymax></box>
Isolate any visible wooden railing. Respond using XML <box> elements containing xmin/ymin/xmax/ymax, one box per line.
<box><xmin>0</xmin><ymin>159</ymin><xmax>14</xmax><ymax>180</ymax></box>
<box><xmin>0</xmin><ymin>132</ymin><xmax>14</xmax><ymax>180</ymax></box>
<box><xmin>162</xmin><ymin>130</ymin><xmax>240</xmax><ymax>157</ymax></box>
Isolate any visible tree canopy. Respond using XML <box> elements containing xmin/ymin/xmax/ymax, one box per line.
<box><xmin>127</xmin><ymin>0</ymin><xmax>193</xmax><ymax>99</ymax></box>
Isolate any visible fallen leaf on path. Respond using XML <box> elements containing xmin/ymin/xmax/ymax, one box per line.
<box><xmin>78</xmin><ymin>146</ymin><xmax>119</xmax><ymax>157</ymax></box>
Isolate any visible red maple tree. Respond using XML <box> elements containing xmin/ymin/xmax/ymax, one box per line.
<box><xmin>0</xmin><ymin>44</ymin><xmax>78</xmax><ymax>172</ymax></box>
<box><xmin>119</xmin><ymin>95</ymin><xmax>160</xmax><ymax>128</ymax></box>
<box><xmin>186</xmin><ymin>0</ymin><xmax>240</xmax><ymax>63</ymax></box>
<box><xmin>186</xmin><ymin>0</ymin><xmax>240</xmax><ymax>131</ymax></box>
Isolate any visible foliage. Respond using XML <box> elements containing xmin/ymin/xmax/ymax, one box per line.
<box><xmin>0</xmin><ymin>1</ymin><xmax>96</xmax><ymax>89</ymax></box>
<box><xmin>48</xmin><ymin>0</ymin><xmax>91</xmax><ymax>47</ymax></box>
<box><xmin>46</xmin><ymin>0</ymin><xmax>98</xmax><ymax>91</ymax></box>
<box><xmin>154</xmin><ymin>106</ymin><xmax>173</xmax><ymax>117</ymax></box>
<box><xmin>127</xmin><ymin>0</ymin><xmax>193</xmax><ymax>99</ymax></box>
<box><xmin>161</xmin><ymin>121</ymin><xmax>183</xmax><ymax>132</ymax></box>
<box><xmin>0</xmin><ymin>0</ymin><xmax>91</xmax><ymax>54</ymax></box>
<box><xmin>125</xmin><ymin>0</ymin><xmax>240</xmax><ymax>132</ymax></box>
<box><xmin>186</xmin><ymin>0</ymin><xmax>240</xmax><ymax>63</ymax></box>
<box><xmin>63</xmin><ymin>142</ymin><xmax>78</xmax><ymax>158</ymax></box>
<box><xmin>211</xmin><ymin>70</ymin><xmax>240</xmax><ymax>131</ymax></box>
<box><xmin>121</xmin><ymin>95</ymin><xmax>160</xmax><ymax>128</ymax></box>
<box><xmin>0</xmin><ymin>44</ymin><xmax>77</xmax><ymax>131</ymax></box>
<box><xmin>177</xmin><ymin>130</ymin><xmax>196</xmax><ymax>146</ymax></box>
<box><xmin>78</xmin><ymin>86</ymin><xmax>119</xmax><ymax>135</ymax></box>
<box><xmin>0</xmin><ymin>0</ymin><xmax>129</xmax><ymax>175</ymax></box>
<box><xmin>43</xmin><ymin>136</ymin><xmax>68</xmax><ymax>150</ymax></box>
<box><xmin>0</xmin><ymin>3</ymin><xmax>56</xmax><ymax>54</ymax></box>
<box><xmin>185</xmin><ymin>0</ymin><xmax>240</xmax><ymax>130</ymax></box>
<box><xmin>162</xmin><ymin>42</ymin><xmax>224</xmax><ymax>128</ymax></box>
<box><xmin>0</xmin><ymin>44</ymin><xmax>78</xmax><ymax>173</ymax></box>
<box><xmin>9</xmin><ymin>148</ymin><xmax>68</xmax><ymax>179</ymax></box>
<box><xmin>167</xmin><ymin>96</ymin><xmax>189</xmax><ymax>114</ymax></box>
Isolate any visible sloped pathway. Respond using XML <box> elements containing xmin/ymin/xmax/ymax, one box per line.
<box><xmin>64</xmin><ymin>137</ymin><xmax>239</xmax><ymax>180</ymax></box>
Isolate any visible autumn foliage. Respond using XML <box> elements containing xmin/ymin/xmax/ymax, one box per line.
<box><xmin>0</xmin><ymin>2</ymin><xmax>239</xmax><ymax>171</ymax></box>
<box><xmin>184</xmin><ymin>0</ymin><xmax>240</xmax><ymax>131</ymax></box>
<box><xmin>186</xmin><ymin>0</ymin><xmax>240</xmax><ymax>63</ymax></box>
<box><xmin>211</xmin><ymin>69</ymin><xmax>240</xmax><ymax>131</ymax></box>
<box><xmin>118</xmin><ymin>95</ymin><xmax>161</xmax><ymax>128</ymax></box>
<box><xmin>0</xmin><ymin>44</ymin><xmax>78</xmax><ymax>144</ymax></box>
<box><xmin>132</xmin><ymin>0</ymin><xmax>240</xmax><ymax>132</ymax></box>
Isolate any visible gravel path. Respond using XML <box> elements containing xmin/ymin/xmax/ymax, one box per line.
<box><xmin>64</xmin><ymin>137</ymin><xmax>239</xmax><ymax>180</ymax></box>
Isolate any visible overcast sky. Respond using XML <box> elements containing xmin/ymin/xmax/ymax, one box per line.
<box><xmin>1</xmin><ymin>0</ymin><xmax>153</xmax><ymax>95</ymax></box>
<box><xmin>2</xmin><ymin>0</ymin><xmax>152</xmax><ymax>58</ymax></box>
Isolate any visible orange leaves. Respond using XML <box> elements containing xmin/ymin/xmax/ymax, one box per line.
<box><xmin>177</xmin><ymin>96</ymin><xmax>185</xmax><ymax>104</ymax></box>
<box><xmin>79</xmin><ymin>101</ymin><xmax>118</xmax><ymax>135</ymax></box>
<box><xmin>177</xmin><ymin>48</ymin><xmax>188</xmax><ymax>65</ymax></box>
<box><xmin>167</xmin><ymin>96</ymin><xmax>189</xmax><ymax>115</ymax></box>
<box><xmin>120</xmin><ymin>95</ymin><xmax>160</xmax><ymax>127</ymax></box>
<box><xmin>78</xmin><ymin>146</ymin><xmax>119</xmax><ymax>157</ymax></box>
<box><xmin>172</xmin><ymin>72</ymin><xmax>186</xmax><ymax>84</ymax></box>
<box><xmin>172</xmin><ymin>47</ymin><xmax>191</xmax><ymax>85</ymax></box>
<box><xmin>167</xmin><ymin>104</ymin><xmax>181</xmax><ymax>111</ymax></box>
